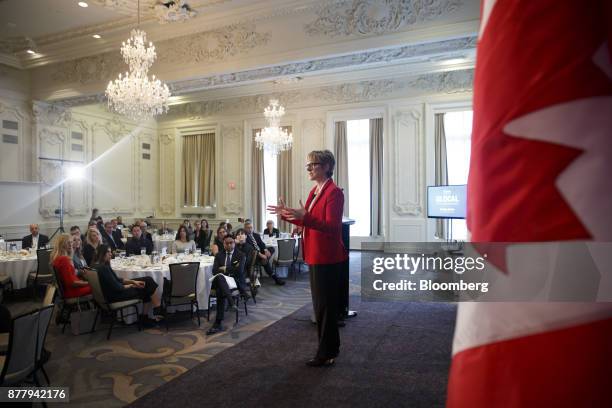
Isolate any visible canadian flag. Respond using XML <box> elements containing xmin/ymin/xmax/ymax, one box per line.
<box><xmin>447</xmin><ymin>1</ymin><xmax>612</xmax><ymax>406</ymax></box>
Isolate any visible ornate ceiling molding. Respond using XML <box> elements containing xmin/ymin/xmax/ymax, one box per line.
<box><xmin>0</xmin><ymin>36</ymin><xmax>36</xmax><ymax>54</ymax></box>
<box><xmin>52</xmin><ymin>35</ymin><xmax>476</xmax><ymax>106</ymax></box>
<box><xmin>50</xmin><ymin>22</ymin><xmax>270</xmax><ymax>85</ymax></box>
<box><xmin>406</xmin><ymin>69</ymin><xmax>473</xmax><ymax>93</ymax></box>
<box><xmin>169</xmin><ymin>68</ymin><xmax>474</xmax><ymax>119</ymax></box>
<box><xmin>305</xmin><ymin>0</ymin><xmax>464</xmax><ymax>37</ymax></box>
<box><xmin>32</xmin><ymin>101</ymin><xmax>72</xmax><ymax>126</ymax></box>
<box><xmin>168</xmin><ymin>35</ymin><xmax>476</xmax><ymax>94</ymax></box>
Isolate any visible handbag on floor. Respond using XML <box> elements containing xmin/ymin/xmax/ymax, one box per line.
<box><xmin>70</xmin><ymin>301</ymin><xmax>97</xmax><ymax>336</ymax></box>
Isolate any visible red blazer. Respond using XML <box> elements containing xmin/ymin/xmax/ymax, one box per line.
<box><xmin>53</xmin><ymin>256</ymin><xmax>92</xmax><ymax>299</ymax></box>
<box><xmin>285</xmin><ymin>179</ymin><xmax>347</xmax><ymax>265</ymax></box>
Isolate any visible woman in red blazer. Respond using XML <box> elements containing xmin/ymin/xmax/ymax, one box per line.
<box><xmin>269</xmin><ymin>149</ymin><xmax>347</xmax><ymax>367</ymax></box>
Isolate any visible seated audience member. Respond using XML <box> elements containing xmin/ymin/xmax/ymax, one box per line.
<box><xmin>182</xmin><ymin>219</ymin><xmax>193</xmax><ymax>239</ymax></box>
<box><xmin>172</xmin><ymin>225</ymin><xmax>197</xmax><ymax>253</ymax></box>
<box><xmin>95</xmin><ymin>216</ymin><xmax>104</xmax><ymax>233</ymax></box>
<box><xmin>291</xmin><ymin>225</ymin><xmax>303</xmax><ymax>238</ymax></box>
<box><xmin>92</xmin><ymin>245</ymin><xmax>160</xmax><ymax>324</ymax></box>
<box><xmin>125</xmin><ymin>224</ymin><xmax>153</xmax><ymax>255</ymax></box>
<box><xmin>193</xmin><ymin>220</ymin><xmax>208</xmax><ymax>251</ymax></box>
<box><xmin>83</xmin><ymin>228</ymin><xmax>102</xmax><ymax>266</ymax></box>
<box><xmin>22</xmin><ymin>224</ymin><xmax>50</xmax><ymax>250</ymax></box>
<box><xmin>244</xmin><ymin>221</ymin><xmax>284</xmax><ymax>285</ymax></box>
<box><xmin>116</xmin><ymin>216</ymin><xmax>125</xmax><ymax>229</ymax></box>
<box><xmin>69</xmin><ymin>225</ymin><xmax>81</xmax><ymax>238</ymax></box>
<box><xmin>51</xmin><ymin>234</ymin><xmax>91</xmax><ymax>299</ymax></box>
<box><xmin>218</xmin><ymin>221</ymin><xmax>227</xmax><ymax>231</ymax></box>
<box><xmin>137</xmin><ymin>220</ymin><xmax>153</xmax><ymax>242</ymax></box>
<box><xmin>89</xmin><ymin>208</ymin><xmax>99</xmax><ymax>223</ymax></box>
<box><xmin>264</xmin><ymin>220</ymin><xmax>280</xmax><ymax>238</ymax></box>
<box><xmin>211</xmin><ymin>226</ymin><xmax>228</xmax><ymax>256</ymax></box>
<box><xmin>110</xmin><ymin>219</ymin><xmax>125</xmax><ymax>248</ymax></box>
<box><xmin>235</xmin><ymin>228</ymin><xmax>256</xmax><ymax>269</ymax></box>
<box><xmin>101</xmin><ymin>221</ymin><xmax>123</xmax><ymax>252</ymax></box>
<box><xmin>72</xmin><ymin>234</ymin><xmax>87</xmax><ymax>272</ymax></box>
<box><xmin>207</xmin><ymin>235</ymin><xmax>248</xmax><ymax>335</ymax></box>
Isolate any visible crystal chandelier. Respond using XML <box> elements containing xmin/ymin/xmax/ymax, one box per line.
<box><xmin>255</xmin><ymin>99</ymin><xmax>293</xmax><ymax>155</ymax></box>
<box><xmin>105</xmin><ymin>1</ymin><xmax>170</xmax><ymax>121</ymax></box>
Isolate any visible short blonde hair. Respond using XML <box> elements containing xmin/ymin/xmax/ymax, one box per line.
<box><xmin>307</xmin><ymin>150</ymin><xmax>335</xmax><ymax>178</ymax></box>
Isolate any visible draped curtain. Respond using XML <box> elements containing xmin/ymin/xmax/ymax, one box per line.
<box><xmin>369</xmin><ymin>118</ymin><xmax>383</xmax><ymax>236</ymax></box>
<box><xmin>277</xmin><ymin>126</ymin><xmax>292</xmax><ymax>233</ymax></box>
<box><xmin>333</xmin><ymin>121</ymin><xmax>349</xmax><ymax>216</ymax></box>
<box><xmin>251</xmin><ymin>129</ymin><xmax>266</xmax><ymax>232</ymax></box>
<box><xmin>182</xmin><ymin>135</ymin><xmax>199</xmax><ymax>206</ymax></box>
<box><xmin>434</xmin><ymin>113</ymin><xmax>449</xmax><ymax>240</ymax></box>
<box><xmin>183</xmin><ymin>133</ymin><xmax>215</xmax><ymax>207</ymax></box>
<box><xmin>198</xmin><ymin>133</ymin><xmax>215</xmax><ymax>207</ymax></box>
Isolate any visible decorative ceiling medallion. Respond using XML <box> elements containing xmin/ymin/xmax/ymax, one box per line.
<box><xmin>154</xmin><ymin>1</ymin><xmax>197</xmax><ymax>24</ymax></box>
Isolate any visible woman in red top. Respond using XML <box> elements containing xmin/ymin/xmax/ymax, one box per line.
<box><xmin>269</xmin><ymin>150</ymin><xmax>347</xmax><ymax>367</ymax></box>
<box><xmin>51</xmin><ymin>234</ymin><xmax>92</xmax><ymax>299</ymax></box>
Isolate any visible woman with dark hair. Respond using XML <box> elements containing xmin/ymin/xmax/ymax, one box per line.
<box><xmin>194</xmin><ymin>219</ymin><xmax>212</xmax><ymax>252</ymax></box>
<box><xmin>92</xmin><ymin>244</ymin><xmax>161</xmax><ymax>323</ymax></box>
<box><xmin>268</xmin><ymin>149</ymin><xmax>347</xmax><ymax>367</ymax></box>
<box><xmin>172</xmin><ymin>225</ymin><xmax>197</xmax><ymax>254</ymax></box>
<box><xmin>211</xmin><ymin>226</ymin><xmax>228</xmax><ymax>256</ymax></box>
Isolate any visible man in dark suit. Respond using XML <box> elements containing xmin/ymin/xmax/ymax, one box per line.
<box><xmin>22</xmin><ymin>224</ymin><xmax>49</xmax><ymax>250</ymax></box>
<box><xmin>110</xmin><ymin>219</ymin><xmax>125</xmax><ymax>249</ymax></box>
<box><xmin>244</xmin><ymin>221</ymin><xmax>284</xmax><ymax>285</ymax></box>
<box><xmin>101</xmin><ymin>221</ymin><xmax>124</xmax><ymax>251</ymax></box>
<box><xmin>207</xmin><ymin>235</ymin><xmax>248</xmax><ymax>335</ymax></box>
<box><xmin>125</xmin><ymin>225</ymin><xmax>153</xmax><ymax>255</ymax></box>
<box><xmin>263</xmin><ymin>220</ymin><xmax>280</xmax><ymax>238</ymax></box>
<box><xmin>137</xmin><ymin>220</ymin><xmax>153</xmax><ymax>242</ymax></box>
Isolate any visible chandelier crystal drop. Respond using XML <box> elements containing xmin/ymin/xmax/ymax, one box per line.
<box><xmin>255</xmin><ymin>99</ymin><xmax>293</xmax><ymax>155</ymax></box>
<box><xmin>105</xmin><ymin>29</ymin><xmax>170</xmax><ymax>121</ymax></box>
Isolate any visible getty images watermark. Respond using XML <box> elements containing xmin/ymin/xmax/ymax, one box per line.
<box><xmin>360</xmin><ymin>242</ymin><xmax>612</xmax><ymax>302</ymax></box>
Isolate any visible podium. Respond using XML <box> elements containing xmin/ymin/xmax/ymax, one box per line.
<box><xmin>339</xmin><ymin>217</ymin><xmax>356</xmax><ymax>318</ymax></box>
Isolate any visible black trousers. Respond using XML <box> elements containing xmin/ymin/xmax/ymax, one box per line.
<box><xmin>110</xmin><ymin>276</ymin><xmax>158</xmax><ymax>304</ymax></box>
<box><xmin>310</xmin><ymin>263</ymin><xmax>342</xmax><ymax>359</ymax></box>
<box><xmin>212</xmin><ymin>275</ymin><xmax>233</xmax><ymax>324</ymax></box>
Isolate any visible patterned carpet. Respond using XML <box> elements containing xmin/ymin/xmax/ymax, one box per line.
<box><xmin>3</xmin><ymin>253</ymin><xmax>365</xmax><ymax>407</ymax></box>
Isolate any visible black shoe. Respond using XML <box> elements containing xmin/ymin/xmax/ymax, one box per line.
<box><xmin>206</xmin><ymin>324</ymin><xmax>223</xmax><ymax>335</ymax></box>
<box><xmin>273</xmin><ymin>276</ymin><xmax>286</xmax><ymax>286</ymax></box>
<box><xmin>306</xmin><ymin>357</ymin><xmax>335</xmax><ymax>367</ymax></box>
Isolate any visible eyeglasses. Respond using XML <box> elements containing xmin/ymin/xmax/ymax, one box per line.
<box><xmin>305</xmin><ymin>162</ymin><xmax>321</xmax><ymax>170</ymax></box>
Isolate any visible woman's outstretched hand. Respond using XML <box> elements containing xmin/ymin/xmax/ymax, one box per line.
<box><xmin>267</xmin><ymin>197</ymin><xmax>287</xmax><ymax>215</ymax></box>
<box><xmin>267</xmin><ymin>198</ymin><xmax>307</xmax><ymax>221</ymax></box>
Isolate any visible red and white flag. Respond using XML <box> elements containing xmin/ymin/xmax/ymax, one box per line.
<box><xmin>447</xmin><ymin>1</ymin><xmax>612</xmax><ymax>406</ymax></box>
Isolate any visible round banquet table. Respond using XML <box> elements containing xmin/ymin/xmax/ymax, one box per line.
<box><xmin>0</xmin><ymin>254</ymin><xmax>37</xmax><ymax>289</ymax></box>
<box><xmin>110</xmin><ymin>255</ymin><xmax>213</xmax><ymax>315</ymax></box>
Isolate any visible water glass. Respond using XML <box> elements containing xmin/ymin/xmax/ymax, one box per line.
<box><xmin>141</xmin><ymin>247</ymin><xmax>146</xmax><ymax>255</ymax></box>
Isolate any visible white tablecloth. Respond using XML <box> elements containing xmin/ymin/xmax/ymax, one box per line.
<box><xmin>111</xmin><ymin>255</ymin><xmax>213</xmax><ymax>311</ymax></box>
<box><xmin>0</xmin><ymin>255</ymin><xmax>37</xmax><ymax>289</ymax></box>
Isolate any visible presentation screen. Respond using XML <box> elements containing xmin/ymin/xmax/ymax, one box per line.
<box><xmin>427</xmin><ymin>185</ymin><xmax>467</xmax><ymax>219</ymax></box>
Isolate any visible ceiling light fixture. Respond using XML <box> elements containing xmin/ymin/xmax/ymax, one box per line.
<box><xmin>78</xmin><ymin>2</ymin><xmax>89</xmax><ymax>7</ymax></box>
<box><xmin>92</xmin><ymin>34</ymin><xmax>101</xmax><ymax>39</ymax></box>
<box><xmin>26</xmin><ymin>49</ymin><xmax>36</xmax><ymax>54</ymax></box>
<box><xmin>105</xmin><ymin>0</ymin><xmax>170</xmax><ymax>121</ymax></box>
<box><xmin>254</xmin><ymin>99</ymin><xmax>293</xmax><ymax>155</ymax></box>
